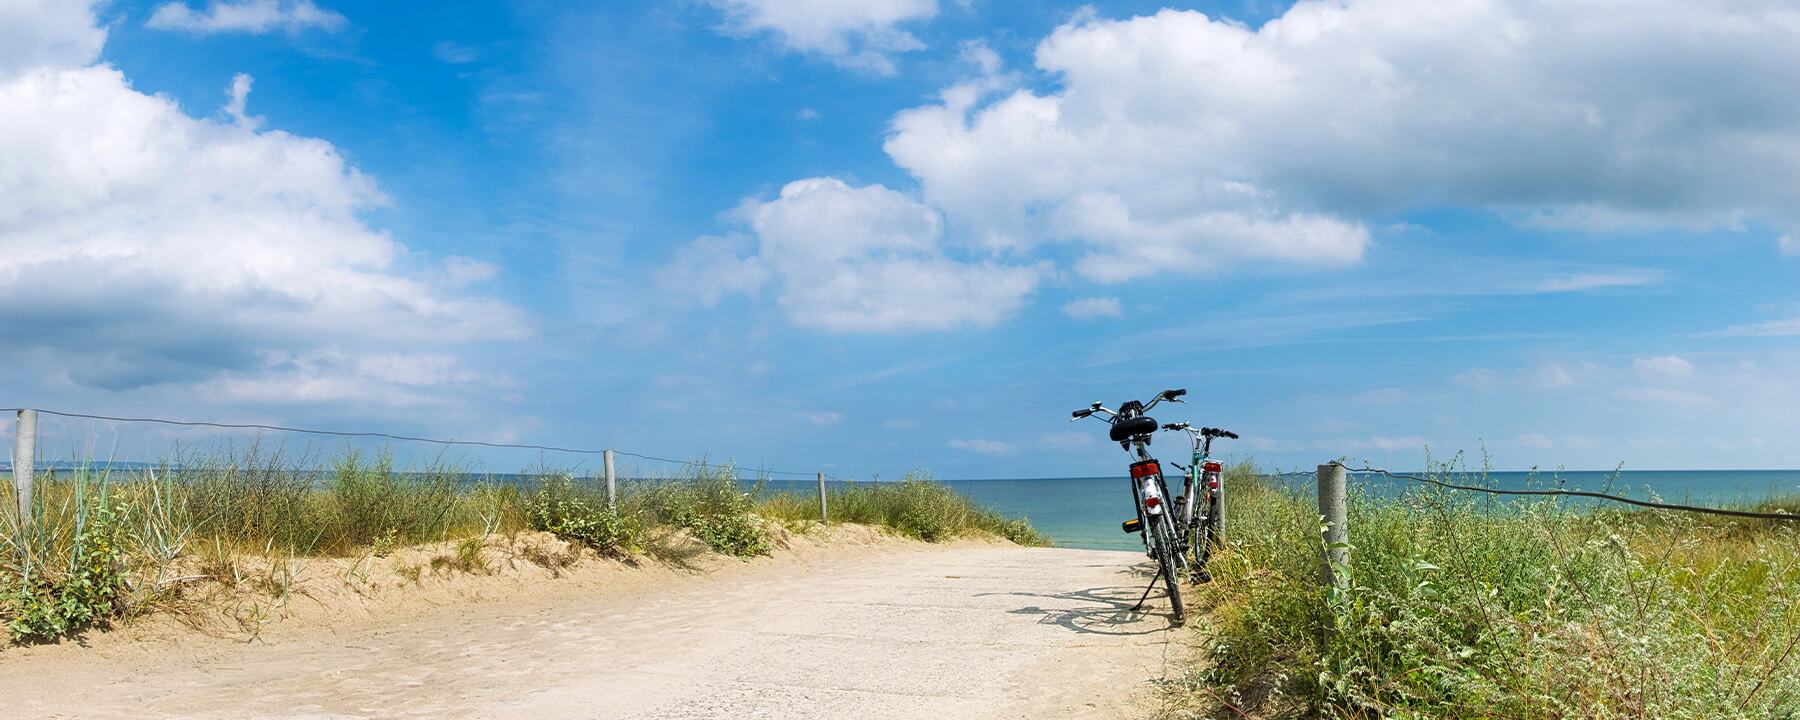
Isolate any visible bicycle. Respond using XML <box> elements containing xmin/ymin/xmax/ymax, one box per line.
<box><xmin>1070</xmin><ymin>388</ymin><xmax>1190</xmax><ymax>625</ymax></box>
<box><xmin>1161</xmin><ymin>422</ymin><xmax>1237</xmax><ymax>584</ymax></box>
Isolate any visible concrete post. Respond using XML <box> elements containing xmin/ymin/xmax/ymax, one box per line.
<box><xmin>817</xmin><ymin>472</ymin><xmax>828</xmax><ymax>522</ymax></box>
<box><xmin>13</xmin><ymin>409</ymin><xmax>36</xmax><ymax>531</ymax></box>
<box><xmin>604</xmin><ymin>450</ymin><xmax>616</xmax><ymax>511</ymax></box>
<box><xmin>1319</xmin><ymin>462</ymin><xmax>1349</xmax><ymax>590</ymax></box>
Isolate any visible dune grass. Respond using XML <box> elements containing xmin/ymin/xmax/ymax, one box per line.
<box><xmin>759</xmin><ymin>470</ymin><xmax>1050</xmax><ymax>547</ymax></box>
<box><xmin>1</xmin><ymin>444</ymin><xmax>1044</xmax><ymax>643</ymax></box>
<box><xmin>1167</xmin><ymin>459</ymin><xmax>1800</xmax><ymax>719</ymax></box>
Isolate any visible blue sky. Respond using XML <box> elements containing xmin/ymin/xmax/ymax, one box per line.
<box><xmin>4</xmin><ymin>0</ymin><xmax>1800</xmax><ymax>478</ymax></box>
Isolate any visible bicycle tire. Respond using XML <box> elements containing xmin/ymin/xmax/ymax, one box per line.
<box><xmin>1150</xmin><ymin>517</ymin><xmax>1187</xmax><ymax>625</ymax></box>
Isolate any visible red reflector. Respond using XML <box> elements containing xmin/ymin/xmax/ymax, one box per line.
<box><xmin>1203</xmin><ymin>461</ymin><xmax>1223</xmax><ymax>472</ymax></box>
<box><xmin>1131</xmin><ymin>461</ymin><xmax>1161</xmax><ymax>479</ymax></box>
<box><xmin>1209</xmin><ymin>480</ymin><xmax>1219</xmax><ymax>489</ymax></box>
<box><xmin>1144</xmin><ymin>496</ymin><xmax>1160</xmax><ymax>508</ymax></box>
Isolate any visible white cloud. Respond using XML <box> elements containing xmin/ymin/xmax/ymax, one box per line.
<box><xmin>147</xmin><ymin>0</ymin><xmax>347</xmax><ymax>35</ymax></box>
<box><xmin>949</xmin><ymin>438</ymin><xmax>1015</xmax><ymax>455</ymax></box>
<box><xmin>1037</xmin><ymin>431</ymin><xmax>1093</xmax><ymax>449</ymax></box>
<box><xmin>1061</xmin><ymin>296</ymin><xmax>1121</xmax><ymax>320</ymax></box>
<box><xmin>1452</xmin><ymin>369</ymin><xmax>1500</xmax><ymax>391</ymax></box>
<box><xmin>708</xmin><ymin>0</ymin><xmax>937</xmax><ymax>75</ymax></box>
<box><xmin>1617</xmin><ymin>386</ymin><xmax>1717</xmax><ymax>407</ymax></box>
<box><xmin>1371</xmin><ymin>435</ymin><xmax>1428</xmax><ymax>451</ymax></box>
<box><xmin>1632</xmin><ymin>355</ymin><xmax>1696</xmax><ymax>383</ymax></box>
<box><xmin>664</xmin><ymin>178</ymin><xmax>1042</xmax><ymax>333</ymax></box>
<box><xmin>192</xmin><ymin>349</ymin><xmax>509</xmax><ymax>408</ymax></box>
<box><xmin>884</xmin><ymin>2</ymin><xmax>1800</xmax><ymax>268</ymax></box>
<box><xmin>0</xmin><ymin>5</ymin><xmax>526</xmax><ymax>396</ymax></box>
<box><xmin>432</xmin><ymin>41</ymin><xmax>479</xmax><ymax>64</ymax></box>
<box><xmin>0</xmin><ymin>1</ymin><xmax>105</xmax><ymax>82</ymax></box>
<box><xmin>1513</xmin><ymin>433</ymin><xmax>1555</xmax><ymax>449</ymax></box>
<box><xmin>1703</xmin><ymin>317</ymin><xmax>1800</xmax><ymax>338</ymax></box>
<box><xmin>1532</xmin><ymin>271</ymin><xmax>1662</xmax><ymax>293</ymax></box>
<box><xmin>1783</xmin><ymin>236</ymin><xmax>1799</xmax><ymax>256</ymax></box>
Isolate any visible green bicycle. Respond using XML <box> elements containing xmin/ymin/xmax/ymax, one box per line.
<box><xmin>1161</xmin><ymin>422</ymin><xmax>1236</xmax><ymax>584</ymax></box>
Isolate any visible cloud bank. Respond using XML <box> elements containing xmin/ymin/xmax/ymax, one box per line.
<box><xmin>0</xmin><ymin>2</ymin><xmax>524</xmax><ymax>402</ymax></box>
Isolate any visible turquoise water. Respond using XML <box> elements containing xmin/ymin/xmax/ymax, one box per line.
<box><xmin>767</xmin><ymin>470</ymin><xmax>1800</xmax><ymax>552</ymax></box>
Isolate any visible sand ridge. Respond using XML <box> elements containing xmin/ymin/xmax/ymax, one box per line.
<box><xmin>0</xmin><ymin>526</ymin><xmax>1192</xmax><ymax>719</ymax></box>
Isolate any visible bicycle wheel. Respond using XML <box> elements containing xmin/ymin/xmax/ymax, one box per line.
<box><xmin>1150</xmin><ymin>517</ymin><xmax>1187</xmax><ymax>625</ymax></box>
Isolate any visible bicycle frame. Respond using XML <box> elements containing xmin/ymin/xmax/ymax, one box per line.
<box><xmin>1167</xmin><ymin>424</ymin><xmax>1233</xmax><ymax>582</ymax></box>
<box><xmin>1070</xmin><ymin>389</ymin><xmax>1191</xmax><ymax>624</ymax></box>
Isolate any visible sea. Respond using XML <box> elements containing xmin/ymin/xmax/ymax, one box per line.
<box><xmin>761</xmin><ymin>470</ymin><xmax>1800</xmax><ymax>552</ymax></box>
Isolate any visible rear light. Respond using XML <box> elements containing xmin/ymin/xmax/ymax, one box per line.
<box><xmin>1130</xmin><ymin>461</ymin><xmax>1161</xmax><ymax>479</ymax></box>
<box><xmin>1204</xmin><ymin>461</ymin><xmax>1222</xmax><ymax>489</ymax></box>
<box><xmin>1203</xmin><ymin>461</ymin><xmax>1223</xmax><ymax>473</ymax></box>
<box><xmin>1144</xmin><ymin>496</ymin><xmax>1160</xmax><ymax>508</ymax></box>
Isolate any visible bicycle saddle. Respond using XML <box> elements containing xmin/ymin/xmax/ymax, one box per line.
<box><xmin>1109</xmin><ymin>415</ymin><xmax>1158</xmax><ymax>442</ymax></box>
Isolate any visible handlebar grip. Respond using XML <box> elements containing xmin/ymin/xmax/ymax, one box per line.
<box><xmin>1160</xmin><ymin>423</ymin><xmax>1181</xmax><ymax>431</ymax></box>
<box><xmin>1167</xmin><ymin>388</ymin><xmax>1187</xmax><ymax>399</ymax></box>
<box><xmin>1225</xmin><ymin>430</ymin><xmax>1239</xmax><ymax>439</ymax></box>
<box><xmin>1072</xmin><ymin>409</ymin><xmax>1093</xmax><ymax>419</ymax></box>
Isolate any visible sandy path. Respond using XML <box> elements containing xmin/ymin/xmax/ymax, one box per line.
<box><xmin>0</xmin><ymin>544</ymin><xmax>1186</xmax><ymax>719</ymax></box>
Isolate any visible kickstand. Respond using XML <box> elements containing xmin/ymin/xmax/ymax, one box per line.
<box><xmin>1131</xmin><ymin>564</ymin><xmax>1166</xmax><ymax>612</ymax></box>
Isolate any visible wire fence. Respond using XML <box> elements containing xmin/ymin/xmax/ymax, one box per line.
<box><xmin>1261</xmin><ymin>461</ymin><xmax>1798</xmax><ymax>522</ymax></box>
<box><xmin>1</xmin><ymin>406</ymin><xmax>843</xmax><ymax>481</ymax></box>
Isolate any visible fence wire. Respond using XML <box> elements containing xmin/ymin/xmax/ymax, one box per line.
<box><xmin>1267</xmin><ymin>461</ymin><xmax>1798</xmax><ymax>522</ymax></box>
<box><xmin>1</xmin><ymin>407</ymin><xmax>831</xmax><ymax>479</ymax></box>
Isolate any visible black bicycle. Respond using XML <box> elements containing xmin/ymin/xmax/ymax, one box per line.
<box><xmin>1071</xmin><ymin>388</ymin><xmax>1190</xmax><ymax>625</ymax></box>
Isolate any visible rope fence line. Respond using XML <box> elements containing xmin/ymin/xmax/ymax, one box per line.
<box><xmin>1</xmin><ymin>407</ymin><xmax>838</xmax><ymax>480</ymax></box>
<box><xmin>1264</xmin><ymin>461</ymin><xmax>1797</xmax><ymax>522</ymax></box>
<box><xmin>8</xmin><ymin>406</ymin><xmax>852</xmax><ymax>522</ymax></box>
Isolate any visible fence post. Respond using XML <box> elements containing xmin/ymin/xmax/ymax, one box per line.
<box><xmin>817</xmin><ymin>472</ymin><xmax>828</xmax><ymax>522</ymax></box>
<box><xmin>13</xmin><ymin>409</ymin><xmax>35</xmax><ymax>531</ymax></box>
<box><xmin>1318</xmin><ymin>462</ymin><xmax>1349</xmax><ymax>590</ymax></box>
<box><xmin>603</xmin><ymin>450</ymin><xmax>616</xmax><ymax>511</ymax></box>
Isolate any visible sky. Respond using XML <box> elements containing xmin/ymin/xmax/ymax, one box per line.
<box><xmin>3</xmin><ymin>0</ymin><xmax>1800</xmax><ymax>478</ymax></box>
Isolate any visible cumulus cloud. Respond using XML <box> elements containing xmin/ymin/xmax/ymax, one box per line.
<box><xmin>663</xmin><ymin>178</ymin><xmax>1042</xmax><ymax>333</ymax></box>
<box><xmin>708</xmin><ymin>0</ymin><xmax>937</xmax><ymax>74</ymax></box>
<box><xmin>884</xmin><ymin>1</ymin><xmax>1800</xmax><ymax>268</ymax></box>
<box><xmin>147</xmin><ymin>0</ymin><xmax>348</xmax><ymax>35</ymax></box>
<box><xmin>0</xmin><ymin>3</ymin><xmax>526</xmax><ymax>400</ymax></box>
<box><xmin>0</xmin><ymin>1</ymin><xmax>106</xmax><ymax>81</ymax></box>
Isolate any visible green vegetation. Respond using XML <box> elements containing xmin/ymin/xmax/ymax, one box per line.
<box><xmin>760</xmin><ymin>470</ymin><xmax>1050</xmax><ymax>546</ymax></box>
<box><xmin>1168</xmin><ymin>459</ymin><xmax>1800</xmax><ymax>720</ymax></box>
<box><xmin>2</xmin><ymin>445</ymin><xmax>1043</xmax><ymax>644</ymax></box>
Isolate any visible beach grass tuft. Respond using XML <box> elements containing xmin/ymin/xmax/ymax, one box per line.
<box><xmin>2</xmin><ymin>445</ymin><xmax>1044</xmax><ymax>643</ymax></box>
<box><xmin>1164</xmin><ymin>458</ymin><xmax>1800</xmax><ymax>720</ymax></box>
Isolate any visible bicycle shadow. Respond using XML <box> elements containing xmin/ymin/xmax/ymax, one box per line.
<box><xmin>975</xmin><ymin>560</ymin><xmax>1178</xmax><ymax>636</ymax></box>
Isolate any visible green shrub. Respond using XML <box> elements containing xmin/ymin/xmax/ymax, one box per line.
<box><xmin>525</xmin><ymin>476</ymin><xmax>636</xmax><ymax>556</ymax></box>
<box><xmin>5</xmin><ymin>484</ymin><xmax>129</xmax><ymax>641</ymax></box>
<box><xmin>633</xmin><ymin>467</ymin><xmax>770</xmax><ymax>557</ymax></box>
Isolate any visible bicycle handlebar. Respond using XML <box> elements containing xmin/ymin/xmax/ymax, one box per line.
<box><xmin>1069</xmin><ymin>389</ymin><xmax>1186</xmax><ymax>423</ymax></box>
<box><xmin>1162</xmin><ymin>422</ymin><xmax>1239</xmax><ymax>440</ymax></box>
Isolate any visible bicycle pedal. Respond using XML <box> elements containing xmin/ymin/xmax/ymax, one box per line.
<box><xmin>1121</xmin><ymin>518</ymin><xmax>1143</xmax><ymax>534</ymax></box>
<box><xmin>1191</xmin><ymin>570</ymin><xmax>1213</xmax><ymax>584</ymax></box>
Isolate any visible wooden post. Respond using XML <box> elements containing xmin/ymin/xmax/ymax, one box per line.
<box><xmin>1318</xmin><ymin>462</ymin><xmax>1349</xmax><ymax>590</ymax></box>
<box><xmin>13</xmin><ymin>409</ymin><xmax>36</xmax><ymax>531</ymax></box>
<box><xmin>817</xmin><ymin>472</ymin><xmax>828</xmax><ymax>522</ymax></box>
<box><xmin>603</xmin><ymin>450</ymin><xmax>616</xmax><ymax>511</ymax></box>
